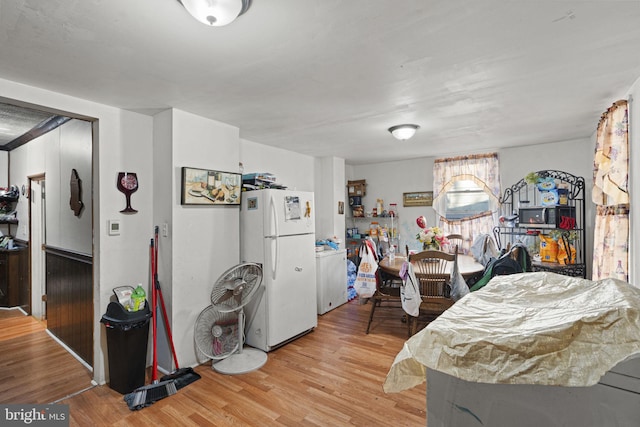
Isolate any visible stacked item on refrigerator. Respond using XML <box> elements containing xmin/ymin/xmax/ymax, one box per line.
<box><xmin>242</xmin><ymin>172</ymin><xmax>287</xmax><ymax>191</ymax></box>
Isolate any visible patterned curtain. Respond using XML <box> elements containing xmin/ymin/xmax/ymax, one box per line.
<box><xmin>592</xmin><ymin>100</ymin><xmax>629</xmax><ymax>281</ymax></box>
<box><xmin>432</xmin><ymin>153</ymin><xmax>500</xmax><ymax>254</ymax></box>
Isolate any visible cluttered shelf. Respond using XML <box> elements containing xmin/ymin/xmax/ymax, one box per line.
<box><xmin>494</xmin><ymin>226</ymin><xmax>586</xmax><ymax>277</ymax></box>
<box><xmin>1</xmin><ymin>185</ymin><xmax>20</xmax><ymax>226</ymax></box>
<box><xmin>495</xmin><ymin>170</ymin><xmax>586</xmax><ymax>278</ymax></box>
<box><xmin>531</xmin><ymin>260</ymin><xmax>585</xmax><ymax>277</ymax></box>
<box><xmin>346</xmin><ymin>215</ymin><xmax>399</xmax><ymax>260</ymax></box>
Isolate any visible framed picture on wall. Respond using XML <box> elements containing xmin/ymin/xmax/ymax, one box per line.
<box><xmin>403</xmin><ymin>191</ymin><xmax>433</xmax><ymax>207</ymax></box>
<box><xmin>181</xmin><ymin>167</ymin><xmax>242</xmax><ymax>205</ymax></box>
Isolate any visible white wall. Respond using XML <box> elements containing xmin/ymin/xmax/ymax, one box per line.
<box><xmin>240</xmin><ymin>139</ymin><xmax>315</xmax><ymax>192</ymax></box>
<box><xmin>54</xmin><ymin>120</ymin><xmax>93</xmax><ymax>253</ymax></box>
<box><xmin>347</xmin><ymin>140</ymin><xmax>593</xmax><ymax>259</ymax></box>
<box><xmin>9</xmin><ymin>119</ymin><xmax>93</xmax><ymax>253</ymax></box>
<box><xmin>499</xmin><ymin>139</ymin><xmax>592</xmax><ymax>194</ymax></box>
<box><xmin>347</xmin><ymin>157</ymin><xmax>436</xmax><ymax>254</ymax></box>
<box><xmin>0</xmin><ymin>77</ymin><xmax>155</xmax><ymax>384</ymax></box>
<box><xmin>152</xmin><ymin>109</ymin><xmax>174</xmax><ymax>370</ymax></box>
<box><xmin>315</xmin><ymin>156</ymin><xmax>346</xmax><ymax>243</ymax></box>
<box><xmin>7</xmin><ymin>130</ymin><xmax>51</xmax><ymax>239</ymax></box>
<box><xmin>164</xmin><ymin>109</ymin><xmax>242</xmax><ymax>369</ymax></box>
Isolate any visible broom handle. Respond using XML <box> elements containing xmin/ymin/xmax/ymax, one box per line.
<box><xmin>151</xmin><ymin>238</ymin><xmax>158</xmax><ymax>382</ymax></box>
<box><xmin>154</xmin><ymin>226</ymin><xmax>180</xmax><ymax>370</ymax></box>
<box><xmin>156</xmin><ymin>284</ymin><xmax>180</xmax><ymax>369</ymax></box>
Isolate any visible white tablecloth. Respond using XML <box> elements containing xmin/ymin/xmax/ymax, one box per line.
<box><xmin>384</xmin><ymin>272</ymin><xmax>640</xmax><ymax>393</ymax></box>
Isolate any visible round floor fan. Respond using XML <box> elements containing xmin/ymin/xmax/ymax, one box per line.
<box><xmin>194</xmin><ymin>262</ymin><xmax>267</xmax><ymax>375</ymax></box>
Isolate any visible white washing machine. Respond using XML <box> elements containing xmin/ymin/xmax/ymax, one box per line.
<box><xmin>315</xmin><ymin>249</ymin><xmax>347</xmax><ymax>315</ymax></box>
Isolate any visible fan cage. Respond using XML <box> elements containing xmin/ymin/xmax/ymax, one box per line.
<box><xmin>194</xmin><ymin>306</ymin><xmax>240</xmax><ymax>360</ymax></box>
<box><xmin>210</xmin><ymin>262</ymin><xmax>262</xmax><ymax>312</ymax></box>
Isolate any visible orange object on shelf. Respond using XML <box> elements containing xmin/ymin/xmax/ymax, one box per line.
<box><xmin>370</xmin><ymin>222</ymin><xmax>379</xmax><ymax>237</ymax></box>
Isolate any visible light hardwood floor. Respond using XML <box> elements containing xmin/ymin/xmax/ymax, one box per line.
<box><xmin>0</xmin><ymin>308</ymin><xmax>94</xmax><ymax>404</ymax></box>
<box><xmin>5</xmin><ymin>300</ymin><xmax>428</xmax><ymax>426</ymax></box>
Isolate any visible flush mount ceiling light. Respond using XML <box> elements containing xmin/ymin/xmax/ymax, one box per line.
<box><xmin>388</xmin><ymin>124</ymin><xmax>420</xmax><ymax>141</ymax></box>
<box><xmin>178</xmin><ymin>0</ymin><xmax>252</xmax><ymax>27</ymax></box>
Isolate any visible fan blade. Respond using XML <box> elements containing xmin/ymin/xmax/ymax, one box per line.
<box><xmin>194</xmin><ymin>306</ymin><xmax>239</xmax><ymax>360</ymax></box>
<box><xmin>210</xmin><ymin>263</ymin><xmax>263</xmax><ymax>311</ymax></box>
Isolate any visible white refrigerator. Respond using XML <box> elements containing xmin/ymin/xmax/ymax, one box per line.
<box><xmin>240</xmin><ymin>189</ymin><xmax>317</xmax><ymax>352</ymax></box>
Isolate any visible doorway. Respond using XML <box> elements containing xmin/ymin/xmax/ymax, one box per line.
<box><xmin>29</xmin><ymin>175</ymin><xmax>45</xmax><ymax>320</ymax></box>
<box><xmin>0</xmin><ymin>100</ymin><xmax>96</xmax><ymax>381</ymax></box>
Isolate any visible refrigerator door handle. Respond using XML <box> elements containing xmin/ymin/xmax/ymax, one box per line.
<box><xmin>271</xmin><ymin>236</ymin><xmax>278</xmax><ymax>281</ymax></box>
<box><xmin>269</xmin><ymin>194</ymin><xmax>279</xmax><ymax>281</ymax></box>
<box><xmin>270</xmin><ymin>193</ymin><xmax>279</xmax><ymax>239</ymax></box>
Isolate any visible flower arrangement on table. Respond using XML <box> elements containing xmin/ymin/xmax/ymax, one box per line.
<box><xmin>415</xmin><ymin>216</ymin><xmax>449</xmax><ymax>250</ymax></box>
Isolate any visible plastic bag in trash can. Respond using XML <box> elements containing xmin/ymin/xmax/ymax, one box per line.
<box><xmin>100</xmin><ymin>301</ymin><xmax>151</xmax><ymax>331</ymax></box>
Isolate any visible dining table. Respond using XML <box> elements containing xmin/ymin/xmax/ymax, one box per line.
<box><xmin>378</xmin><ymin>254</ymin><xmax>485</xmax><ymax>281</ymax></box>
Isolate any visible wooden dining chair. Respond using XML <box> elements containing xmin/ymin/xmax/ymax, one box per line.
<box><xmin>446</xmin><ymin>234</ymin><xmax>464</xmax><ymax>253</ymax></box>
<box><xmin>365</xmin><ymin>241</ymin><xmax>403</xmax><ymax>334</ymax></box>
<box><xmin>365</xmin><ymin>269</ymin><xmax>404</xmax><ymax>334</ymax></box>
<box><xmin>407</xmin><ymin>247</ymin><xmax>457</xmax><ymax>336</ymax></box>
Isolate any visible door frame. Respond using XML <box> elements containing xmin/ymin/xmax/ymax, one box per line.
<box><xmin>28</xmin><ymin>174</ymin><xmax>46</xmax><ymax>319</ymax></box>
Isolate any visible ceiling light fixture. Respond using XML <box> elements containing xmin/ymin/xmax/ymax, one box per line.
<box><xmin>177</xmin><ymin>0</ymin><xmax>252</xmax><ymax>27</ymax></box>
<box><xmin>388</xmin><ymin>124</ymin><xmax>420</xmax><ymax>141</ymax></box>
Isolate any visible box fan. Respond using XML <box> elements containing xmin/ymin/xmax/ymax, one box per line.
<box><xmin>194</xmin><ymin>262</ymin><xmax>267</xmax><ymax>375</ymax></box>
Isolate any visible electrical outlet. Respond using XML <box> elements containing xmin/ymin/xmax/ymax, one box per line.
<box><xmin>162</xmin><ymin>223</ymin><xmax>169</xmax><ymax>237</ymax></box>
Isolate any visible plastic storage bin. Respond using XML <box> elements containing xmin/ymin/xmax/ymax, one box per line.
<box><xmin>100</xmin><ymin>301</ymin><xmax>152</xmax><ymax>394</ymax></box>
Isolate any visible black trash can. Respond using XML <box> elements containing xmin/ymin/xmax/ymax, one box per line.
<box><xmin>100</xmin><ymin>301</ymin><xmax>152</xmax><ymax>394</ymax></box>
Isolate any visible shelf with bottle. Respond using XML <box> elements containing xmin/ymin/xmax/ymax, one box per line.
<box><xmin>345</xmin><ymin>217</ymin><xmax>400</xmax><ymax>262</ymax></box>
<box><xmin>349</xmin><ymin>214</ymin><xmax>399</xmax><ymax>228</ymax></box>
<box><xmin>348</xmin><ymin>216</ymin><xmax>398</xmax><ymax>239</ymax></box>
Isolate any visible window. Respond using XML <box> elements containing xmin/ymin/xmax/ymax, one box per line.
<box><xmin>432</xmin><ymin>153</ymin><xmax>501</xmax><ymax>250</ymax></box>
<box><xmin>444</xmin><ymin>180</ymin><xmax>490</xmax><ymax>220</ymax></box>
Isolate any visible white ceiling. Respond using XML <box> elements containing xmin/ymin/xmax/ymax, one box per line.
<box><xmin>0</xmin><ymin>0</ymin><xmax>639</xmax><ymax>164</ymax></box>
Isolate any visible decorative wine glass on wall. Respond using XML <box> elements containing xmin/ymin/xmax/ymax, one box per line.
<box><xmin>117</xmin><ymin>172</ymin><xmax>138</xmax><ymax>213</ymax></box>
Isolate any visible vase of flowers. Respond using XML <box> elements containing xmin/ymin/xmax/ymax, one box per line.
<box><xmin>416</xmin><ymin>225</ymin><xmax>449</xmax><ymax>251</ymax></box>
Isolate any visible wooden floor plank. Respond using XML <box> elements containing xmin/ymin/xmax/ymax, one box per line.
<box><xmin>0</xmin><ymin>310</ymin><xmax>93</xmax><ymax>404</ymax></box>
<box><xmin>7</xmin><ymin>300</ymin><xmax>426</xmax><ymax>426</ymax></box>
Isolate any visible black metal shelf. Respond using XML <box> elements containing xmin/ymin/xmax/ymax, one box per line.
<box><xmin>531</xmin><ymin>260</ymin><xmax>586</xmax><ymax>277</ymax></box>
<box><xmin>494</xmin><ymin>170</ymin><xmax>586</xmax><ymax>278</ymax></box>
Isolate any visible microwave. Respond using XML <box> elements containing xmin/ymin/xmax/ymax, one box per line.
<box><xmin>518</xmin><ymin>206</ymin><xmax>575</xmax><ymax>229</ymax></box>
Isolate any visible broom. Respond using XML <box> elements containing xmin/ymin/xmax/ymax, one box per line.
<box><xmin>124</xmin><ymin>379</ymin><xmax>177</xmax><ymax>410</ymax></box>
<box><xmin>152</xmin><ymin>226</ymin><xmax>201</xmax><ymax>390</ymax></box>
<box><xmin>124</xmin><ymin>238</ymin><xmax>178</xmax><ymax>410</ymax></box>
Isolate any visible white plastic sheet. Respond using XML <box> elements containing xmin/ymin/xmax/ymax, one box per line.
<box><xmin>384</xmin><ymin>272</ymin><xmax>640</xmax><ymax>393</ymax></box>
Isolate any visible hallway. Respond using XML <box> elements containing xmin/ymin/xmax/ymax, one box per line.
<box><xmin>0</xmin><ymin>308</ymin><xmax>93</xmax><ymax>404</ymax></box>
